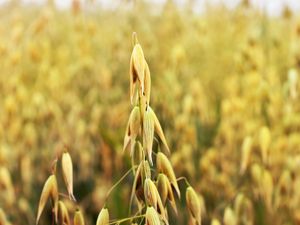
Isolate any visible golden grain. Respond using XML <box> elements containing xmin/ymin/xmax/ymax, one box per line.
<box><xmin>62</xmin><ymin>151</ymin><xmax>75</xmax><ymax>201</ymax></box>
<box><xmin>96</xmin><ymin>208</ymin><xmax>109</xmax><ymax>225</ymax></box>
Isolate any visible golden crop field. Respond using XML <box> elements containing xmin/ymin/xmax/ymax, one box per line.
<box><xmin>1</xmin><ymin>1</ymin><xmax>300</xmax><ymax>225</ymax></box>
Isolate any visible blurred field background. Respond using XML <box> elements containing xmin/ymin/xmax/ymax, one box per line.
<box><xmin>1</xmin><ymin>0</ymin><xmax>300</xmax><ymax>224</ymax></box>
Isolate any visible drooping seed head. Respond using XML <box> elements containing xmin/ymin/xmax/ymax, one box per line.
<box><xmin>123</xmin><ymin>106</ymin><xmax>141</xmax><ymax>154</ymax></box>
<box><xmin>0</xmin><ymin>167</ymin><xmax>13</xmax><ymax>192</ymax></box>
<box><xmin>223</xmin><ymin>207</ymin><xmax>237</xmax><ymax>225</ymax></box>
<box><xmin>261</xmin><ymin>169</ymin><xmax>273</xmax><ymax>211</ymax></box>
<box><xmin>233</xmin><ymin>193</ymin><xmax>244</xmax><ymax>217</ymax></box>
<box><xmin>259</xmin><ymin>126</ymin><xmax>271</xmax><ymax>164</ymax></box>
<box><xmin>131</xmin><ymin>160</ymin><xmax>151</xmax><ymax>204</ymax></box>
<box><xmin>123</xmin><ymin>106</ymin><xmax>141</xmax><ymax>155</ymax></box>
<box><xmin>145</xmin><ymin>207</ymin><xmax>161</xmax><ymax>225</ymax></box>
<box><xmin>131</xmin><ymin>141</ymin><xmax>144</xmax><ymax>172</ymax></box>
<box><xmin>149</xmin><ymin>107</ymin><xmax>170</xmax><ymax>154</ymax></box>
<box><xmin>186</xmin><ymin>186</ymin><xmax>201</xmax><ymax>225</ymax></box>
<box><xmin>0</xmin><ymin>209</ymin><xmax>8</xmax><ymax>225</ymax></box>
<box><xmin>96</xmin><ymin>208</ymin><xmax>109</xmax><ymax>225</ymax></box>
<box><xmin>130</xmin><ymin>41</ymin><xmax>145</xmax><ymax>104</ymax></box>
<box><xmin>144</xmin><ymin>178</ymin><xmax>158</xmax><ymax>209</ymax></box>
<box><xmin>211</xmin><ymin>218</ymin><xmax>221</xmax><ymax>225</ymax></box>
<box><xmin>143</xmin><ymin>107</ymin><xmax>155</xmax><ymax>165</ymax></box>
<box><xmin>36</xmin><ymin>175</ymin><xmax>58</xmax><ymax>225</ymax></box>
<box><xmin>240</xmin><ymin>136</ymin><xmax>252</xmax><ymax>175</ymax></box>
<box><xmin>156</xmin><ymin>174</ymin><xmax>169</xmax><ymax>205</ymax></box>
<box><xmin>156</xmin><ymin>152</ymin><xmax>180</xmax><ymax>198</ymax></box>
<box><xmin>58</xmin><ymin>201</ymin><xmax>71</xmax><ymax>225</ymax></box>
<box><xmin>157</xmin><ymin>173</ymin><xmax>177</xmax><ymax>214</ymax></box>
<box><xmin>62</xmin><ymin>151</ymin><xmax>76</xmax><ymax>201</ymax></box>
<box><xmin>132</xmin><ymin>32</ymin><xmax>138</xmax><ymax>46</ymax></box>
<box><xmin>250</xmin><ymin>163</ymin><xmax>262</xmax><ymax>185</ymax></box>
<box><xmin>74</xmin><ymin>210</ymin><xmax>85</xmax><ymax>225</ymax></box>
<box><xmin>144</xmin><ymin>60</ymin><xmax>151</xmax><ymax>104</ymax></box>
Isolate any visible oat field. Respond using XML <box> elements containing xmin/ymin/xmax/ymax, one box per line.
<box><xmin>1</xmin><ymin>1</ymin><xmax>300</xmax><ymax>225</ymax></box>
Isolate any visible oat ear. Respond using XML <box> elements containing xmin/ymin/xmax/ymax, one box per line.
<box><xmin>132</xmin><ymin>32</ymin><xmax>138</xmax><ymax>46</ymax></box>
<box><xmin>36</xmin><ymin>175</ymin><xmax>58</xmax><ymax>225</ymax></box>
<box><xmin>96</xmin><ymin>208</ymin><xmax>109</xmax><ymax>225</ymax></box>
<box><xmin>131</xmin><ymin>141</ymin><xmax>143</xmax><ymax>174</ymax></box>
<box><xmin>123</xmin><ymin>106</ymin><xmax>141</xmax><ymax>154</ymax></box>
<box><xmin>61</xmin><ymin>151</ymin><xmax>76</xmax><ymax>201</ymax></box>
<box><xmin>130</xmin><ymin>55</ymin><xmax>138</xmax><ymax>105</ymax></box>
<box><xmin>240</xmin><ymin>136</ymin><xmax>252</xmax><ymax>175</ymax></box>
<box><xmin>259</xmin><ymin>126</ymin><xmax>271</xmax><ymax>164</ymax></box>
<box><xmin>144</xmin><ymin>60</ymin><xmax>151</xmax><ymax>104</ymax></box>
<box><xmin>131</xmin><ymin>44</ymin><xmax>145</xmax><ymax>93</ymax></box>
<box><xmin>145</xmin><ymin>207</ymin><xmax>161</xmax><ymax>225</ymax></box>
<box><xmin>211</xmin><ymin>218</ymin><xmax>221</xmax><ymax>225</ymax></box>
<box><xmin>0</xmin><ymin>209</ymin><xmax>8</xmax><ymax>225</ymax></box>
<box><xmin>74</xmin><ymin>210</ymin><xmax>85</xmax><ymax>225</ymax></box>
<box><xmin>186</xmin><ymin>186</ymin><xmax>201</xmax><ymax>225</ymax></box>
<box><xmin>156</xmin><ymin>174</ymin><xmax>168</xmax><ymax>205</ymax></box>
<box><xmin>130</xmin><ymin>161</ymin><xmax>144</xmax><ymax>207</ymax></box>
<box><xmin>58</xmin><ymin>201</ymin><xmax>71</xmax><ymax>225</ymax></box>
<box><xmin>129</xmin><ymin>107</ymin><xmax>141</xmax><ymax>156</ymax></box>
<box><xmin>143</xmin><ymin>107</ymin><xmax>155</xmax><ymax>165</ymax></box>
<box><xmin>223</xmin><ymin>207</ymin><xmax>236</xmax><ymax>225</ymax></box>
<box><xmin>149</xmin><ymin>107</ymin><xmax>170</xmax><ymax>154</ymax></box>
<box><xmin>156</xmin><ymin>152</ymin><xmax>180</xmax><ymax>198</ymax></box>
<box><xmin>144</xmin><ymin>178</ymin><xmax>158</xmax><ymax>210</ymax></box>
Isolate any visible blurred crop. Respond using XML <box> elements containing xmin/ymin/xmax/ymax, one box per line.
<box><xmin>1</xmin><ymin>1</ymin><xmax>300</xmax><ymax>225</ymax></box>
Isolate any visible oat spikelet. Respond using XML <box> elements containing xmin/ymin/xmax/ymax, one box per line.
<box><xmin>74</xmin><ymin>210</ymin><xmax>85</xmax><ymax>225</ymax></box>
<box><xmin>131</xmin><ymin>161</ymin><xmax>151</xmax><ymax>205</ymax></box>
<box><xmin>130</xmin><ymin>42</ymin><xmax>145</xmax><ymax>104</ymax></box>
<box><xmin>186</xmin><ymin>187</ymin><xmax>201</xmax><ymax>225</ymax></box>
<box><xmin>130</xmin><ymin>55</ymin><xmax>138</xmax><ymax>104</ymax></box>
<box><xmin>149</xmin><ymin>107</ymin><xmax>170</xmax><ymax>154</ymax></box>
<box><xmin>0</xmin><ymin>167</ymin><xmax>13</xmax><ymax>190</ymax></box>
<box><xmin>156</xmin><ymin>174</ymin><xmax>168</xmax><ymax>205</ymax></box>
<box><xmin>144</xmin><ymin>60</ymin><xmax>151</xmax><ymax>104</ymax></box>
<box><xmin>36</xmin><ymin>175</ymin><xmax>58</xmax><ymax>225</ymax></box>
<box><xmin>143</xmin><ymin>107</ymin><xmax>155</xmax><ymax>165</ymax></box>
<box><xmin>250</xmin><ymin>163</ymin><xmax>262</xmax><ymax>185</ymax></box>
<box><xmin>144</xmin><ymin>178</ymin><xmax>158</xmax><ymax>209</ymax></box>
<box><xmin>0</xmin><ymin>167</ymin><xmax>14</xmax><ymax>202</ymax></box>
<box><xmin>157</xmin><ymin>173</ymin><xmax>177</xmax><ymax>214</ymax></box>
<box><xmin>62</xmin><ymin>151</ymin><xmax>76</xmax><ymax>201</ymax></box>
<box><xmin>240</xmin><ymin>136</ymin><xmax>252</xmax><ymax>175</ymax></box>
<box><xmin>132</xmin><ymin>32</ymin><xmax>138</xmax><ymax>46</ymax></box>
<box><xmin>233</xmin><ymin>193</ymin><xmax>244</xmax><ymax>217</ymax></box>
<box><xmin>0</xmin><ymin>208</ymin><xmax>9</xmax><ymax>225</ymax></box>
<box><xmin>123</xmin><ymin>106</ymin><xmax>141</xmax><ymax>154</ymax></box>
<box><xmin>96</xmin><ymin>208</ymin><xmax>109</xmax><ymax>225</ymax></box>
<box><xmin>223</xmin><ymin>207</ymin><xmax>237</xmax><ymax>225</ymax></box>
<box><xmin>156</xmin><ymin>152</ymin><xmax>180</xmax><ymax>198</ymax></box>
<box><xmin>130</xmin><ymin>107</ymin><xmax>141</xmax><ymax>155</ymax></box>
<box><xmin>259</xmin><ymin>126</ymin><xmax>271</xmax><ymax>164</ymax></box>
<box><xmin>262</xmin><ymin>170</ymin><xmax>273</xmax><ymax>211</ymax></box>
<box><xmin>145</xmin><ymin>207</ymin><xmax>161</xmax><ymax>225</ymax></box>
<box><xmin>58</xmin><ymin>201</ymin><xmax>71</xmax><ymax>225</ymax></box>
<box><xmin>144</xmin><ymin>178</ymin><xmax>168</xmax><ymax>223</ymax></box>
<box><xmin>131</xmin><ymin>141</ymin><xmax>143</xmax><ymax>172</ymax></box>
<box><xmin>211</xmin><ymin>218</ymin><xmax>221</xmax><ymax>225</ymax></box>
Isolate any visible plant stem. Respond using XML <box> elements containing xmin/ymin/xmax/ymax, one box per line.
<box><xmin>105</xmin><ymin>166</ymin><xmax>137</xmax><ymax>201</ymax></box>
<box><xmin>108</xmin><ymin>214</ymin><xmax>145</xmax><ymax>225</ymax></box>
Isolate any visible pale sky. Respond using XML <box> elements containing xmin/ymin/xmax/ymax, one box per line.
<box><xmin>1</xmin><ymin>0</ymin><xmax>300</xmax><ymax>16</ymax></box>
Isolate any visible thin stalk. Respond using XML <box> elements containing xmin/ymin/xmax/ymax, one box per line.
<box><xmin>105</xmin><ymin>167</ymin><xmax>136</xmax><ymax>201</ymax></box>
<box><xmin>109</xmin><ymin>214</ymin><xmax>145</xmax><ymax>225</ymax></box>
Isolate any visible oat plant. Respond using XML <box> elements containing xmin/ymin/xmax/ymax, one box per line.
<box><xmin>36</xmin><ymin>33</ymin><xmax>202</xmax><ymax>225</ymax></box>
